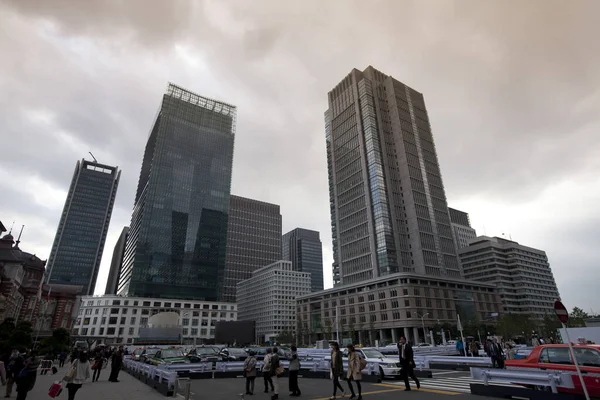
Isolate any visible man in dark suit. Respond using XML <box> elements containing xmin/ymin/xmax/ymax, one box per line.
<box><xmin>398</xmin><ymin>336</ymin><xmax>420</xmax><ymax>391</ymax></box>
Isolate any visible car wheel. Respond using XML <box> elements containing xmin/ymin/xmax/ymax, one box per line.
<box><xmin>378</xmin><ymin>366</ymin><xmax>385</xmax><ymax>383</ymax></box>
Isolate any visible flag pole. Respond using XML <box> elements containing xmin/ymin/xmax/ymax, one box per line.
<box><xmin>457</xmin><ymin>314</ymin><xmax>467</xmax><ymax>358</ymax></box>
<box><xmin>335</xmin><ymin>306</ymin><xmax>340</xmax><ymax>344</ymax></box>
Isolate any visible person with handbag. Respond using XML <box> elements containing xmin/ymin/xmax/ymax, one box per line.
<box><xmin>63</xmin><ymin>352</ymin><xmax>90</xmax><ymax>400</ymax></box>
<box><xmin>398</xmin><ymin>336</ymin><xmax>420</xmax><ymax>391</ymax></box>
<box><xmin>15</xmin><ymin>350</ymin><xmax>39</xmax><ymax>400</ymax></box>
<box><xmin>4</xmin><ymin>349</ymin><xmax>22</xmax><ymax>398</ymax></box>
<box><xmin>329</xmin><ymin>342</ymin><xmax>345</xmax><ymax>400</ymax></box>
<box><xmin>91</xmin><ymin>351</ymin><xmax>104</xmax><ymax>382</ymax></box>
<box><xmin>262</xmin><ymin>348</ymin><xmax>274</xmax><ymax>393</ymax></box>
<box><xmin>243</xmin><ymin>350</ymin><xmax>257</xmax><ymax>395</ymax></box>
<box><xmin>270</xmin><ymin>347</ymin><xmax>282</xmax><ymax>400</ymax></box>
<box><xmin>346</xmin><ymin>344</ymin><xmax>362</xmax><ymax>400</ymax></box>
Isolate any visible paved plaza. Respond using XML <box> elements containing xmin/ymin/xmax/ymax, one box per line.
<box><xmin>22</xmin><ymin>364</ymin><xmax>504</xmax><ymax>400</ymax></box>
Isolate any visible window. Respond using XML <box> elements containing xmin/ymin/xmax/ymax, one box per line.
<box><xmin>118</xmin><ymin>328</ymin><xmax>124</xmax><ymax>335</ymax></box>
<box><xmin>120</xmin><ymin>317</ymin><xmax>126</xmax><ymax>324</ymax></box>
<box><xmin>574</xmin><ymin>349</ymin><xmax>600</xmax><ymax>367</ymax></box>
<box><xmin>129</xmin><ymin>328</ymin><xmax>135</xmax><ymax>335</ymax></box>
<box><xmin>92</xmin><ymin>317</ymin><xmax>97</xmax><ymax>324</ymax></box>
<box><xmin>540</xmin><ymin>348</ymin><xmax>571</xmax><ymax>365</ymax></box>
<box><xmin>107</xmin><ymin>327</ymin><xmax>115</xmax><ymax>335</ymax></box>
<box><xmin>109</xmin><ymin>317</ymin><xmax>117</xmax><ymax>324</ymax></box>
<box><xmin>141</xmin><ymin>317</ymin><xmax>148</xmax><ymax>325</ymax></box>
<box><xmin>113</xmin><ymin>300</ymin><xmax>121</xmax><ymax>305</ymax></box>
<box><xmin>182</xmin><ymin>318</ymin><xmax>190</xmax><ymax>326</ymax></box>
<box><xmin>143</xmin><ymin>301</ymin><xmax>151</xmax><ymax>307</ymax></box>
<box><xmin>122</xmin><ymin>308</ymin><xmax>128</xmax><ymax>314</ymax></box>
<box><xmin>132</xmin><ymin>309</ymin><xmax>138</xmax><ymax>315</ymax></box>
<box><xmin>130</xmin><ymin>317</ymin><xmax>136</xmax><ymax>325</ymax></box>
<box><xmin>101</xmin><ymin>317</ymin><xmax>106</xmax><ymax>324</ymax></box>
<box><xmin>99</xmin><ymin>328</ymin><xmax>104</xmax><ymax>335</ymax></box>
<box><xmin>111</xmin><ymin>308</ymin><xmax>119</xmax><ymax>314</ymax></box>
<box><xmin>406</xmin><ymin>311</ymin><xmax>412</xmax><ymax>318</ymax></box>
<box><xmin>94</xmin><ymin>309</ymin><xmax>99</xmax><ymax>315</ymax></box>
<box><xmin>191</xmin><ymin>328</ymin><xmax>198</xmax><ymax>336</ymax></box>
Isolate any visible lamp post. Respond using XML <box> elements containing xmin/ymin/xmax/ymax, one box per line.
<box><xmin>416</xmin><ymin>312</ymin><xmax>430</xmax><ymax>345</ymax></box>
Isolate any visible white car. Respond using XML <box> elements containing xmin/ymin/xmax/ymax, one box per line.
<box><xmin>327</xmin><ymin>347</ymin><xmax>402</xmax><ymax>380</ymax></box>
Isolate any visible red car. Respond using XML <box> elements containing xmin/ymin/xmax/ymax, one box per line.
<box><xmin>505</xmin><ymin>344</ymin><xmax>600</xmax><ymax>397</ymax></box>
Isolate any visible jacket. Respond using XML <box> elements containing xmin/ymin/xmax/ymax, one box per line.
<box><xmin>262</xmin><ymin>354</ymin><xmax>272</xmax><ymax>372</ymax></box>
<box><xmin>346</xmin><ymin>351</ymin><xmax>362</xmax><ymax>381</ymax></box>
<box><xmin>289</xmin><ymin>352</ymin><xmax>300</xmax><ymax>371</ymax></box>
<box><xmin>270</xmin><ymin>354</ymin><xmax>280</xmax><ymax>377</ymax></box>
<box><xmin>15</xmin><ymin>356</ymin><xmax>38</xmax><ymax>393</ymax></box>
<box><xmin>71</xmin><ymin>360</ymin><xmax>91</xmax><ymax>385</ymax></box>
<box><xmin>330</xmin><ymin>350</ymin><xmax>343</xmax><ymax>377</ymax></box>
<box><xmin>398</xmin><ymin>343</ymin><xmax>415</xmax><ymax>368</ymax></box>
<box><xmin>243</xmin><ymin>356</ymin><xmax>257</xmax><ymax>377</ymax></box>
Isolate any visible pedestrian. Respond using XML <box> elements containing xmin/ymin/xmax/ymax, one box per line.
<box><xmin>490</xmin><ymin>338</ymin><xmax>504</xmax><ymax>368</ymax></box>
<box><xmin>91</xmin><ymin>351</ymin><xmax>104</xmax><ymax>382</ymax></box>
<box><xmin>270</xmin><ymin>347</ymin><xmax>281</xmax><ymax>400</ymax></box>
<box><xmin>4</xmin><ymin>349</ymin><xmax>21</xmax><ymax>398</ymax></box>
<box><xmin>288</xmin><ymin>345</ymin><xmax>301</xmax><ymax>397</ymax></box>
<box><xmin>108</xmin><ymin>346</ymin><xmax>124</xmax><ymax>382</ymax></box>
<box><xmin>329</xmin><ymin>342</ymin><xmax>345</xmax><ymax>400</ymax></box>
<box><xmin>15</xmin><ymin>350</ymin><xmax>39</xmax><ymax>400</ymax></box>
<box><xmin>243</xmin><ymin>350</ymin><xmax>257</xmax><ymax>395</ymax></box>
<box><xmin>0</xmin><ymin>359</ymin><xmax>6</xmax><ymax>386</ymax></box>
<box><xmin>470</xmin><ymin>340</ymin><xmax>479</xmax><ymax>357</ymax></box>
<box><xmin>58</xmin><ymin>352</ymin><xmax>67</xmax><ymax>368</ymax></box>
<box><xmin>346</xmin><ymin>344</ymin><xmax>362</xmax><ymax>400</ymax></box>
<box><xmin>262</xmin><ymin>348</ymin><xmax>274</xmax><ymax>393</ymax></box>
<box><xmin>65</xmin><ymin>352</ymin><xmax>91</xmax><ymax>400</ymax></box>
<box><xmin>70</xmin><ymin>349</ymin><xmax>79</xmax><ymax>364</ymax></box>
<box><xmin>398</xmin><ymin>336</ymin><xmax>420</xmax><ymax>391</ymax></box>
<box><xmin>456</xmin><ymin>338</ymin><xmax>465</xmax><ymax>356</ymax></box>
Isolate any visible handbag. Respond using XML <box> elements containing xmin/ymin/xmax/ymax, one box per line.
<box><xmin>48</xmin><ymin>381</ymin><xmax>63</xmax><ymax>398</ymax></box>
<box><xmin>63</xmin><ymin>360</ymin><xmax>78</xmax><ymax>382</ymax></box>
<box><xmin>275</xmin><ymin>364</ymin><xmax>285</xmax><ymax>376</ymax></box>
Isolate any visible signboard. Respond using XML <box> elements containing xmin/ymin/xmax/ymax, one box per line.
<box><xmin>554</xmin><ymin>300</ymin><xmax>569</xmax><ymax>324</ymax></box>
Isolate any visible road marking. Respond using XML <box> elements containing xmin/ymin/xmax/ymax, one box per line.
<box><xmin>375</xmin><ymin>383</ymin><xmax>460</xmax><ymax>395</ymax></box>
<box><xmin>311</xmin><ymin>388</ymin><xmax>402</xmax><ymax>399</ymax></box>
<box><xmin>432</xmin><ymin>371</ymin><xmax>468</xmax><ymax>375</ymax></box>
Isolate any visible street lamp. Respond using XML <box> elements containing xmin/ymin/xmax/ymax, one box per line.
<box><xmin>416</xmin><ymin>312</ymin><xmax>430</xmax><ymax>345</ymax></box>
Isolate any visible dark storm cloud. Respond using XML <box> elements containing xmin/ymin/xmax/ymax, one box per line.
<box><xmin>1</xmin><ymin>0</ymin><xmax>599</xmax><ymax>309</ymax></box>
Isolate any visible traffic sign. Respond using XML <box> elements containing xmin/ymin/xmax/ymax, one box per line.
<box><xmin>554</xmin><ymin>300</ymin><xmax>569</xmax><ymax>324</ymax></box>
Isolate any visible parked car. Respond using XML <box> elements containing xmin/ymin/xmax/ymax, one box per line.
<box><xmin>248</xmin><ymin>347</ymin><xmax>290</xmax><ymax>361</ymax></box>
<box><xmin>505</xmin><ymin>344</ymin><xmax>600</xmax><ymax>397</ymax></box>
<box><xmin>219</xmin><ymin>347</ymin><xmax>249</xmax><ymax>362</ymax></box>
<box><xmin>324</xmin><ymin>347</ymin><xmax>401</xmax><ymax>381</ymax></box>
<box><xmin>147</xmin><ymin>348</ymin><xmax>190</xmax><ymax>366</ymax></box>
<box><xmin>187</xmin><ymin>346</ymin><xmax>221</xmax><ymax>363</ymax></box>
<box><xmin>137</xmin><ymin>347</ymin><xmax>161</xmax><ymax>364</ymax></box>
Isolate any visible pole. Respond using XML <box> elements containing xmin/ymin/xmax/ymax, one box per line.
<box><xmin>335</xmin><ymin>306</ymin><xmax>340</xmax><ymax>344</ymax></box>
<box><xmin>421</xmin><ymin>317</ymin><xmax>426</xmax><ymax>345</ymax></box>
<box><xmin>562</xmin><ymin>323</ymin><xmax>590</xmax><ymax>400</ymax></box>
<box><xmin>457</xmin><ymin>314</ymin><xmax>467</xmax><ymax>358</ymax></box>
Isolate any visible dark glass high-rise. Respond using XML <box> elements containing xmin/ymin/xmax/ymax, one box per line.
<box><xmin>45</xmin><ymin>159</ymin><xmax>120</xmax><ymax>295</ymax></box>
<box><xmin>118</xmin><ymin>83</ymin><xmax>236</xmax><ymax>300</ymax></box>
<box><xmin>282</xmin><ymin>228</ymin><xmax>324</xmax><ymax>292</ymax></box>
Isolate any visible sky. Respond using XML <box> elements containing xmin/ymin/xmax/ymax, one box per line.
<box><xmin>1</xmin><ymin>0</ymin><xmax>599</xmax><ymax>312</ymax></box>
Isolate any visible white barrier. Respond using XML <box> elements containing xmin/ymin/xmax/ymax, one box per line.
<box><xmin>471</xmin><ymin>367</ymin><xmax>575</xmax><ymax>394</ymax></box>
<box><xmin>416</xmin><ymin>355</ymin><xmax>492</xmax><ymax>368</ymax></box>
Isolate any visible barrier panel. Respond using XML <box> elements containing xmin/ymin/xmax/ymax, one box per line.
<box><xmin>471</xmin><ymin>367</ymin><xmax>575</xmax><ymax>394</ymax></box>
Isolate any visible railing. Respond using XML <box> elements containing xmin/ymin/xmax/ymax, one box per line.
<box><xmin>471</xmin><ymin>367</ymin><xmax>575</xmax><ymax>394</ymax></box>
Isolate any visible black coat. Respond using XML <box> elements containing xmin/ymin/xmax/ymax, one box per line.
<box><xmin>398</xmin><ymin>343</ymin><xmax>415</xmax><ymax>368</ymax></box>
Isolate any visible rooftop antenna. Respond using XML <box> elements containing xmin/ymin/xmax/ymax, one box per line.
<box><xmin>88</xmin><ymin>151</ymin><xmax>98</xmax><ymax>163</ymax></box>
<box><xmin>15</xmin><ymin>225</ymin><xmax>24</xmax><ymax>247</ymax></box>
<box><xmin>8</xmin><ymin>220</ymin><xmax>15</xmax><ymax>234</ymax></box>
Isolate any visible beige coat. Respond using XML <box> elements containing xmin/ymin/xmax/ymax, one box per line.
<box><xmin>346</xmin><ymin>351</ymin><xmax>362</xmax><ymax>381</ymax></box>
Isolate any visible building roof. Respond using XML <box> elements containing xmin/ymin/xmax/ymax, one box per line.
<box><xmin>0</xmin><ymin>221</ymin><xmax>6</xmax><ymax>233</ymax></box>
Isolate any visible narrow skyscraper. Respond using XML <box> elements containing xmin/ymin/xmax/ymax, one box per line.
<box><xmin>325</xmin><ymin>66</ymin><xmax>460</xmax><ymax>286</ymax></box>
<box><xmin>222</xmin><ymin>195</ymin><xmax>282</xmax><ymax>303</ymax></box>
<box><xmin>118</xmin><ymin>83</ymin><xmax>236</xmax><ymax>300</ymax></box>
<box><xmin>282</xmin><ymin>228</ymin><xmax>324</xmax><ymax>292</ymax></box>
<box><xmin>46</xmin><ymin>159</ymin><xmax>120</xmax><ymax>295</ymax></box>
<box><xmin>105</xmin><ymin>226</ymin><xmax>129</xmax><ymax>295</ymax></box>
<box><xmin>448</xmin><ymin>207</ymin><xmax>477</xmax><ymax>255</ymax></box>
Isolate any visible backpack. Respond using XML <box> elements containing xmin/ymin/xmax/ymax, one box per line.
<box><xmin>262</xmin><ymin>354</ymin><xmax>272</xmax><ymax>372</ymax></box>
<box><xmin>359</xmin><ymin>357</ymin><xmax>367</xmax><ymax>370</ymax></box>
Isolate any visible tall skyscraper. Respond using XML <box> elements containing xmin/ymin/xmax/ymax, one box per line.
<box><xmin>325</xmin><ymin>66</ymin><xmax>460</xmax><ymax>286</ymax></box>
<box><xmin>105</xmin><ymin>226</ymin><xmax>129</xmax><ymax>295</ymax></box>
<box><xmin>222</xmin><ymin>195</ymin><xmax>282</xmax><ymax>302</ymax></box>
<box><xmin>448</xmin><ymin>207</ymin><xmax>477</xmax><ymax>254</ymax></box>
<box><xmin>460</xmin><ymin>236</ymin><xmax>561</xmax><ymax>318</ymax></box>
<box><xmin>46</xmin><ymin>159</ymin><xmax>120</xmax><ymax>295</ymax></box>
<box><xmin>282</xmin><ymin>228</ymin><xmax>324</xmax><ymax>292</ymax></box>
<box><xmin>118</xmin><ymin>83</ymin><xmax>236</xmax><ymax>300</ymax></box>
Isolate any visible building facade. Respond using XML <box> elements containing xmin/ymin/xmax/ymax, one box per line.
<box><xmin>105</xmin><ymin>227</ymin><xmax>129</xmax><ymax>295</ymax></box>
<box><xmin>46</xmin><ymin>159</ymin><xmax>120</xmax><ymax>295</ymax></box>
<box><xmin>325</xmin><ymin>66</ymin><xmax>461</xmax><ymax>287</ymax></box>
<box><xmin>448</xmin><ymin>207</ymin><xmax>477</xmax><ymax>255</ymax></box>
<box><xmin>460</xmin><ymin>236</ymin><xmax>561</xmax><ymax>318</ymax></box>
<box><xmin>222</xmin><ymin>195</ymin><xmax>282</xmax><ymax>303</ymax></box>
<box><xmin>118</xmin><ymin>83</ymin><xmax>236</xmax><ymax>301</ymax></box>
<box><xmin>237</xmin><ymin>261</ymin><xmax>311</xmax><ymax>343</ymax></box>
<box><xmin>296</xmin><ymin>272</ymin><xmax>502</xmax><ymax>346</ymax></box>
<box><xmin>282</xmin><ymin>228</ymin><xmax>324</xmax><ymax>292</ymax></box>
<box><xmin>74</xmin><ymin>295</ymin><xmax>237</xmax><ymax>345</ymax></box>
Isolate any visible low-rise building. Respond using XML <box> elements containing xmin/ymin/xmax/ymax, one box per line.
<box><xmin>296</xmin><ymin>272</ymin><xmax>502</xmax><ymax>346</ymax></box>
<box><xmin>460</xmin><ymin>236</ymin><xmax>561</xmax><ymax>318</ymax></box>
<box><xmin>237</xmin><ymin>261</ymin><xmax>311</xmax><ymax>343</ymax></box>
<box><xmin>74</xmin><ymin>295</ymin><xmax>237</xmax><ymax>345</ymax></box>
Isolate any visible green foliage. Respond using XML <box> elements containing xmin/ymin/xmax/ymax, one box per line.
<box><xmin>0</xmin><ymin>318</ymin><xmax>33</xmax><ymax>353</ymax></box>
<box><xmin>540</xmin><ymin>313</ymin><xmax>562</xmax><ymax>338</ymax></box>
<box><xmin>275</xmin><ymin>330</ymin><xmax>295</xmax><ymax>345</ymax></box>
<box><xmin>568</xmin><ymin>307</ymin><xmax>588</xmax><ymax>327</ymax></box>
<box><xmin>496</xmin><ymin>313</ymin><xmax>537</xmax><ymax>339</ymax></box>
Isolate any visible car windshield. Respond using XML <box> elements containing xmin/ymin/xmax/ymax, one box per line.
<box><xmin>228</xmin><ymin>348</ymin><xmax>247</xmax><ymax>356</ymax></box>
<box><xmin>145</xmin><ymin>349</ymin><xmax>159</xmax><ymax>356</ymax></box>
<box><xmin>161</xmin><ymin>350</ymin><xmax>184</xmax><ymax>359</ymax></box>
<box><xmin>196</xmin><ymin>348</ymin><xmax>218</xmax><ymax>356</ymax></box>
<box><xmin>362</xmin><ymin>349</ymin><xmax>384</xmax><ymax>359</ymax></box>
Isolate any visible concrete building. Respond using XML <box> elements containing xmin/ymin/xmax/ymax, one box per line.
<box><xmin>105</xmin><ymin>227</ymin><xmax>129</xmax><ymax>295</ymax></box>
<box><xmin>448</xmin><ymin>207</ymin><xmax>477</xmax><ymax>254</ymax></box>
<box><xmin>460</xmin><ymin>236</ymin><xmax>561</xmax><ymax>318</ymax></box>
<box><xmin>325</xmin><ymin>66</ymin><xmax>461</xmax><ymax>287</ymax></box>
<box><xmin>296</xmin><ymin>272</ymin><xmax>502</xmax><ymax>346</ymax></box>
<box><xmin>237</xmin><ymin>261</ymin><xmax>311</xmax><ymax>343</ymax></box>
<box><xmin>282</xmin><ymin>228</ymin><xmax>324</xmax><ymax>292</ymax></box>
<box><xmin>222</xmin><ymin>195</ymin><xmax>282</xmax><ymax>302</ymax></box>
<box><xmin>119</xmin><ymin>83</ymin><xmax>236</xmax><ymax>301</ymax></box>
<box><xmin>46</xmin><ymin>159</ymin><xmax>120</xmax><ymax>295</ymax></box>
<box><xmin>74</xmin><ymin>295</ymin><xmax>237</xmax><ymax>345</ymax></box>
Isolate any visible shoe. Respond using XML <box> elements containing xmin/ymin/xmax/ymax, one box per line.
<box><xmin>350</xmin><ymin>395</ymin><xmax>356</xmax><ymax>399</ymax></box>
<box><xmin>404</xmin><ymin>388</ymin><xmax>411</xmax><ymax>391</ymax></box>
<box><xmin>416</xmin><ymin>381</ymin><xmax>420</xmax><ymax>389</ymax></box>
<box><xmin>357</xmin><ymin>397</ymin><xmax>362</xmax><ymax>400</ymax></box>
<box><xmin>264</xmin><ymin>390</ymin><xmax>269</xmax><ymax>393</ymax></box>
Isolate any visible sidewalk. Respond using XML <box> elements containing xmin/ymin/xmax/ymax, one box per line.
<box><xmin>27</xmin><ymin>363</ymin><xmax>169</xmax><ymax>400</ymax></box>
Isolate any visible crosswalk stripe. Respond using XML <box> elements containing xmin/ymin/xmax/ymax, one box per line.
<box><xmin>383</xmin><ymin>376</ymin><xmax>522</xmax><ymax>393</ymax></box>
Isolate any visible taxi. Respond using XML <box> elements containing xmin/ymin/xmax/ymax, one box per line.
<box><xmin>505</xmin><ymin>344</ymin><xmax>600</xmax><ymax>397</ymax></box>
<box><xmin>147</xmin><ymin>348</ymin><xmax>190</xmax><ymax>366</ymax></box>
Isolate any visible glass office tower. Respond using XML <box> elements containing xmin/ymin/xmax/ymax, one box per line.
<box><xmin>118</xmin><ymin>83</ymin><xmax>236</xmax><ymax>300</ymax></box>
<box><xmin>45</xmin><ymin>159</ymin><xmax>120</xmax><ymax>295</ymax></box>
<box><xmin>282</xmin><ymin>228</ymin><xmax>324</xmax><ymax>292</ymax></box>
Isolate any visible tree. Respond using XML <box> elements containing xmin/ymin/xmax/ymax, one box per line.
<box><xmin>275</xmin><ymin>330</ymin><xmax>295</xmax><ymax>345</ymax></box>
<box><xmin>496</xmin><ymin>313</ymin><xmax>537</xmax><ymax>341</ymax></box>
<box><xmin>323</xmin><ymin>318</ymin><xmax>333</xmax><ymax>341</ymax></box>
<box><xmin>368</xmin><ymin>316</ymin><xmax>376</xmax><ymax>346</ymax></box>
<box><xmin>569</xmin><ymin>307</ymin><xmax>588</xmax><ymax>327</ymax></box>
<box><xmin>540</xmin><ymin>313</ymin><xmax>562</xmax><ymax>339</ymax></box>
<box><xmin>348</xmin><ymin>319</ymin><xmax>356</xmax><ymax>344</ymax></box>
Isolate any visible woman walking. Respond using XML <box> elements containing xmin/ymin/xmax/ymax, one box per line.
<box><xmin>346</xmin><ymin>345</ymin><xmax>362</xmax><ymax>400</ymax></box>
<box><xmin>262</xmin><ymin>348</ymin><xmax>274</xmax><ymax>393</ymax></box>
<box><xmin>243</xmin><ymin>350</ymin><xmax>257</xmax><ymax>395</ymax></box>
<box><xmin>91</xmin><ymin>350</ymin><xmax>104</xmax><ymax>382</ymax></box>
<box><xmin>288</xmin><ymin>346</ymin><xmax>301</xmax><ymax>397</ymax></box>
<box><xmin>15</xmin><ymin>350</ymin><xmax>39</xmax><ymax>400</ymax></box>
<box><xmin>65</xmin><ymin>352</ymin><xmax>91</xmax><ymax>400</ymax></box>
<box><xmin>329</xmin><ymin>342</ymin><xmax>345</xmax><ymax>400</ymax></box>
<box><xmin>270</xmin><ymin>347</ymin><xmax>281</xmax><ymax>400</ymax></box>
